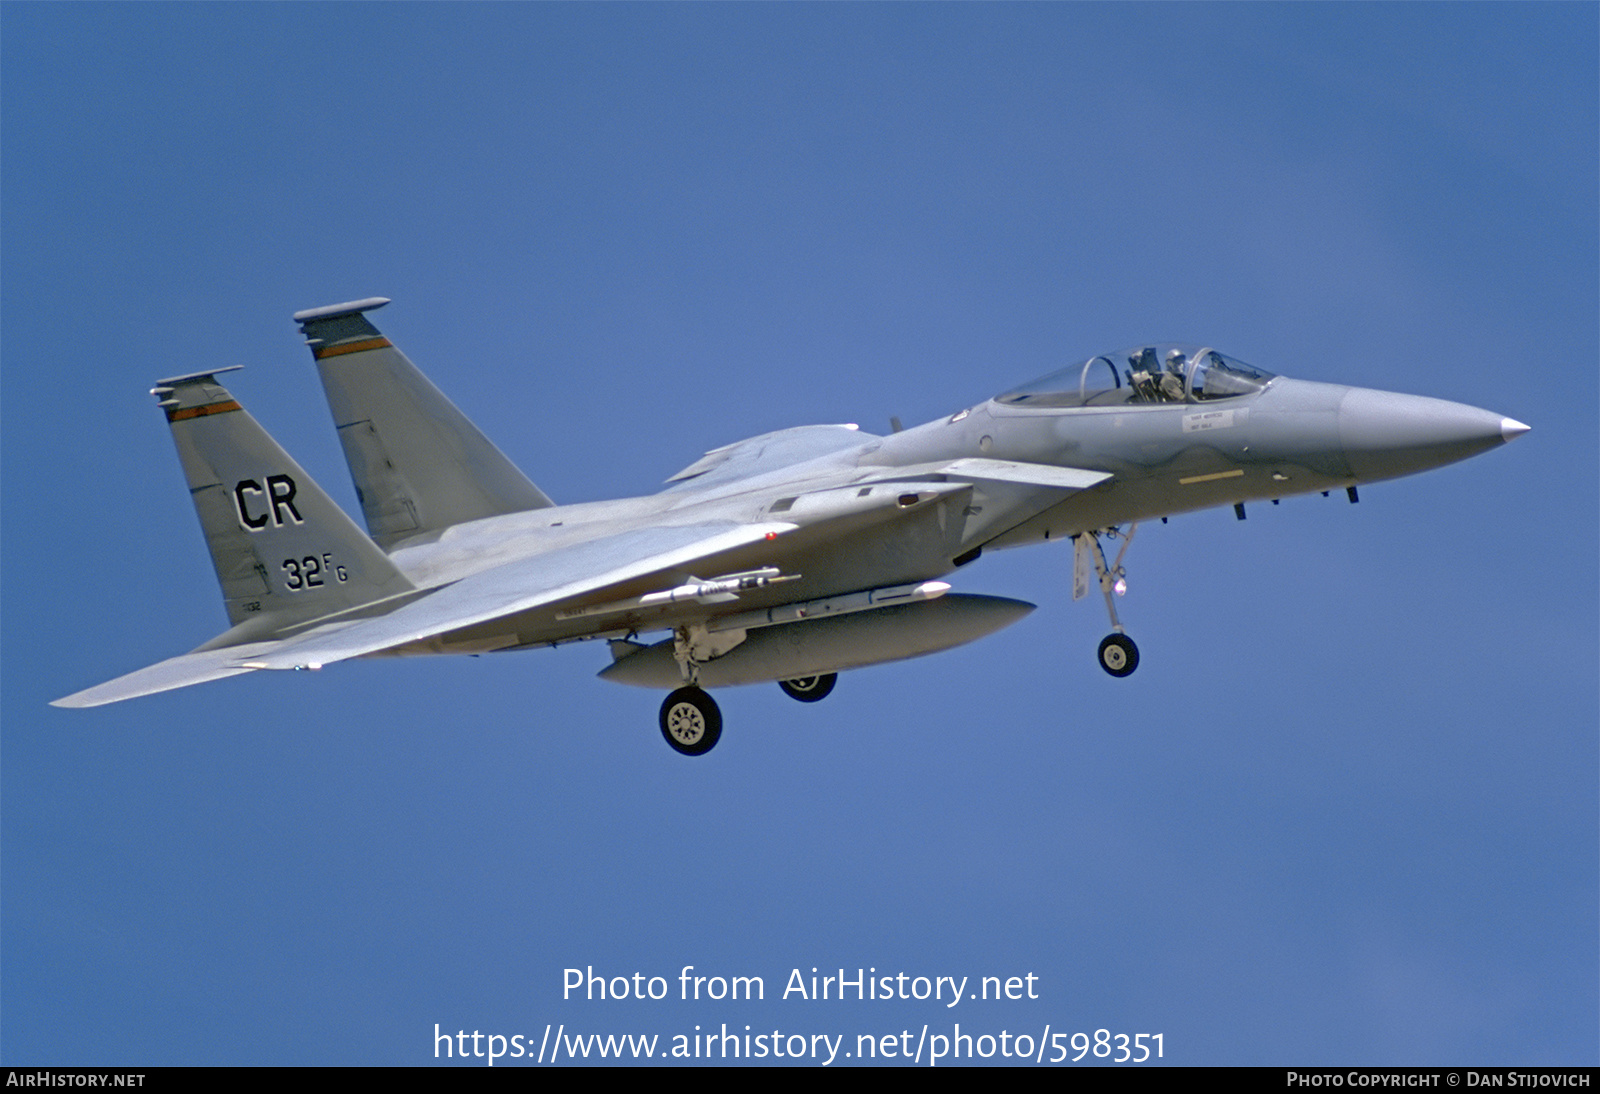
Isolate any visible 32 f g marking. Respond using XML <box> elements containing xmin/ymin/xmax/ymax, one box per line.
<box><xmin>282</xmin><ymin>553</ymin><xmax>348</xmax><ymax>591</ymax></box>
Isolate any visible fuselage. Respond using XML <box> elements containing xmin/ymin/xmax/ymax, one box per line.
<box><xmin>376</xmin><ymin>360</ymin><xmax>1524</xmax><ymax>656</ymax></box>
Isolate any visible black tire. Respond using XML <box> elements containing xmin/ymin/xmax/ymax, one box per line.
<box><xmin>1097</xmin><ymin>633</ymin><xmax>1139</xmax><ymax>678</ymax></box>
<box><xmin>778</xmin><ymin>673</ymin><xmax>837</xmax><ymax>703</ymax></box>
<box><xmin>659</xmin><ymin>686</ymin><xmax>723</xmax><ymax>755</ymax></box>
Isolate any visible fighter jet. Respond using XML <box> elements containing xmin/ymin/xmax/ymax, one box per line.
<box><xmin>53</xmin><ymin>299</ymin><xmax>1530</xmax><ymax>755</ymax></box>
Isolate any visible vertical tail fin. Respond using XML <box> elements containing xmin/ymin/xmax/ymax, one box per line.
<box><xmin>153</xmin><ymin>369</ymin><xmax>415</xmax><ymax>630</ymax></box>
<box><xmin>294</xmin><ymin>298</ymin><xmax>554</xmax><ymax>548</ymax></box>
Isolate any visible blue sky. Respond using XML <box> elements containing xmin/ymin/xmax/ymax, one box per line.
<box><xmin>3</xmin><ymin>3</ymin><xmax>1594</xmax><ymax>1066</ymax></box>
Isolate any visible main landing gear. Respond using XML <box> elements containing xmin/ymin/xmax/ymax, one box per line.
<box><xmin>657</xmin><ymin>624</ymin><xmax>733</xmax><ymax>755</ymax></box>
<box><xmin>779</xmin><ymin>673</ymin><xmax>837</xmax><ymax>702</ymax></box>
<box><xmin>656</xmin><ymin>619</ymin><xmax>844</xmax><ymax>755</ymax></box>
<box><xmin>655</xmin><ymin>674</ymin><xmax>838</xmax><ymax>756</ymax></box>
<box><xmin>659</xmin><ymin>686</ymin><xmax>722</xmax><ymax>756</ymax></box>
<box><xmin>1076</xmin><ymin>524</ymin><xmax>1141</xmax><ymax>678</ymax></box>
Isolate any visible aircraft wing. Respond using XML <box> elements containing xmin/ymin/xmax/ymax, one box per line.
<box><xmin>54</xmin><ymin>521</ymin><xmax>795</xmax><ymax>707</ymax></box>
<box><xmin>50</xmin><ymin>642</ymin><xmax>285</xmax><ymax>709</ymax></box>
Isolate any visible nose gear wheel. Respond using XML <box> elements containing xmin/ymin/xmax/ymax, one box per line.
<box><xmin>1097</xmin><ymin>633</ymin><xmax>1139</xmax><ymax>677</ymax></box>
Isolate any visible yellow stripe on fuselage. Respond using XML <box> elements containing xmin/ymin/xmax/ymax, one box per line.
<box><xmin>1178</xmin><ymin>469</ymin><xmax>1245</xmax><ymax>485</ymax></box>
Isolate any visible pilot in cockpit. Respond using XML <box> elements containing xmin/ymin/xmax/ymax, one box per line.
<box><xmin>1128</xmin><ymin>347</ymin><xmax>1161</xmax><ymax>401</ymax></box>
<box><xmin>1160</xmin><ymin>349</ymin><xmax>1187</xmax><ymax>401</ymax></box>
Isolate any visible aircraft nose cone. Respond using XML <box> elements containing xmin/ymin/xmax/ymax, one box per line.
<box><xmin>1501</xmin><ymin>417</ymin><xmax>1532</xmax><ymax>442</ymax></box>
<box><xmin>1339</xmin><ymin>387</ymin><xmax>1527</xmax><ymax>483</ymax></box>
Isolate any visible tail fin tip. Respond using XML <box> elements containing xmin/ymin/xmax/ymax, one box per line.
<box><xmin>152</xmin><ymin>365</ymin><xmax>244</xmax><ymax>395</ymax></box>
<box><xmin>292</xmin><ymin>297</ymin><xmax>391</xmax><ymax>323</ymax></box>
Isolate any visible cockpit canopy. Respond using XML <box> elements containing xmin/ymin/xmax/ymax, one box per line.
<box><xmin>996</xmin><ymin>344</ymin><xmax>1275</xmax><ymax>408</ymax></box>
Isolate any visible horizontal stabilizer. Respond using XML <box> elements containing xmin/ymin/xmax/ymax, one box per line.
<box><xmin>51</xmin><ymin>643</ymin><xmax>277</xmax><ymax>708</ymax></box>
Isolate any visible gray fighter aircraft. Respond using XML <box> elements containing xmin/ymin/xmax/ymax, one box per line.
<box><xmin>54</xmin><ymin>299</ymin><xmax>1529</xmax><ymax>755</ymax></box>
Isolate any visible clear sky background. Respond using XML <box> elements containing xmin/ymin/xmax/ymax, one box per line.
<box><xmin>4</xmin><ymin>3</ymin><xmax>1595</xmax><ymax>1067</ymax></box>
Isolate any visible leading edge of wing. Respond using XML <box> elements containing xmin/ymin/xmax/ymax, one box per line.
<box><xmin>234</xmin><ymin>520</ymin><xmax>799</xmax><ymax>671</ymax></box>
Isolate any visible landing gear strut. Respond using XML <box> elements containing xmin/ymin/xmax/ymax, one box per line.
<box><xmin>657</xmin><ymin>623</ymin><xmax>736</xmax><ymax>755</ymax></box>
<box><xmin>659</xmin><ymin>686</ymin><xmax>722</xmax><ymax>756</ymax></box>
<box><xmin>1076</xmin><ymin>524</ymin><xmax>1141</xmax><ymax>677</ymax></box>
<box><xmin>779</xmin><ymin>673</ymin><xmax>837</xmax><ymax>703</ymax></box>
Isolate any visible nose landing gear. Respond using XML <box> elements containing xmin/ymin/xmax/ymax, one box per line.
<box><xmin>1076</xmin><ymin>524</ymin><xmax>1141</xmax><ymax>677</ymax></box>
<box><xmin>1097</xmin><ymin>633</ymin><xmax>1139</xmax><ymax>677</ymax></box>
